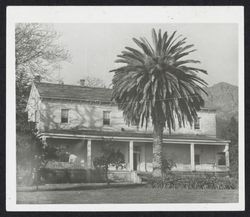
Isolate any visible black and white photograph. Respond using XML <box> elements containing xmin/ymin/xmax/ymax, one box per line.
<box><xmin>6</xmin><ymin>6</ymin><xmax>244</xmax><ymax>211</ymax></box>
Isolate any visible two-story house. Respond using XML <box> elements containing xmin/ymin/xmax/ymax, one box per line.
<box><xmin>26</xmin><ymin>79</ymin><xmax>230</xmax><ymax>182</ymax></box>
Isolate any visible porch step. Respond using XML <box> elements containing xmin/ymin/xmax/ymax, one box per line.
<box><xmin>136</xmin><ymin>172</ymin><xmax>151</xmax><ymax>182</ymax></box>
<box><xmin>108</xmin><ymin>171</ymin><xmax>133</xmax><ymax>183</ymax></box>
<box><xmin>108</xmin><ymin>171</ymin><xmax>142</xmax><ymax>183</ymax></box>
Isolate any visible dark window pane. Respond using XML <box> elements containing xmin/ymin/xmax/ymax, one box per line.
<box><xmin>103</xmin><ymin>118</ymin><xmax>110</xmax><ymax>125</ymax></box>
<box><xmin>103</xmin><ymin>111</ymin><xmax>110</xmax><ymax>125</ymax></box>
<box><xmin>194</xmin><ymin>117</ymin><xmax>200</xmax><ymax>129</ymax></box>
<box><xmin>61</xmin><ymin>109</ymin><xmax>69</xmax><ymax>123</ymax></box>
<box><xmin>195</xmin><ymin>154</ymin><xmax>200</xmax><ymax>165</ymax></box>
<box><xmin>35</xmin><ymin>110</ymin><xmax>38</xmax><ymax>123</ymax></box>
<box><xmin>217</xmin><ymin>152</ymin><xmax>226</xmax><ymax>165</ymax></box>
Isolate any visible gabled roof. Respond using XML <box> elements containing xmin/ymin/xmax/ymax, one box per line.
<box><xmin>34</xmin><ymin>82</ymin><xmax>113</xmax><ymax>103</ymax></box>
<box><xmin>34</xmin><ymin>82</ymin><xmax>216</xmax><ymax>111</ymax></box>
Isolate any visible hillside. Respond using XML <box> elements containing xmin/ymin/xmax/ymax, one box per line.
<box><xmin>203</xmin><ymin>82</ymin><xmax>238</xmax><ymax>138</ymax></box>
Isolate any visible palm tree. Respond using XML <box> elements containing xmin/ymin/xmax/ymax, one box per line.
<box><xmin>111</xmin><ymin>29</ymin><xmax>207</xmax><ymax>177</ymax></box>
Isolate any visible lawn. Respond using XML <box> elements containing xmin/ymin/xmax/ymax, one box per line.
<box><xmin>17</xmin><ymin>185</ymin><xmax>238</xmax><ymax>204</ymax></box>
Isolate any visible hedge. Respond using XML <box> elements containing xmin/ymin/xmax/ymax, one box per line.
<box><xmin>147</xmin><ymin>173</ymin><xmax>238</xmax><ymax>190</ymax></box>
<box><xmin>39</xmin><ymin>168</ymin><xmax>105</xmax><ymax>184</ymax></box>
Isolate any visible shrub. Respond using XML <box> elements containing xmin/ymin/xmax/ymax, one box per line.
<box><xmin>161</xmin><ymin>158</ymin><xmax>176</xmax><ymax>177</ymax></box>
<box><xmin>44</xmin><ymin>160</ymin><xmax>84</xmax><ymax>169</ymax></box>
<box><xmin>93</xmin><ymin>144</ymin><xmax>125</xmax><ymax>184</ymax></box>
<box><xmin>39</xmin><ymin>168</ymin><xmax>105</xmax><ymax>184</ymax></box>
<box><xmin>147</xmin><ymin>173</ymin><xmax>238</xmax><ymax>190</ymax></box>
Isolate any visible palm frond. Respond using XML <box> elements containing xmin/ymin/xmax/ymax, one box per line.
<box><xmin>111</xmin><ymin>28</ymin><xmax>207</xmax><ymax>131</ymax></box>
<box><xmin>163</xmin><ymin>31</ymin><xmax>177</xmax><ymax>53</ymax></box>
<box><xmin>132</xmin><ymin>38</ymin><xmax>153</xmax><ymax>57</ymax></box>
<box><xmin>152</xmin><ymin>28</ymin><xmax>158</xmax><ymax>50</ymax></box>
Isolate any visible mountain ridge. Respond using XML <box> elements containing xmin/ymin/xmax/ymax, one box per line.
<box><xmin>203</xmin><ymin>82</ymin><xmax>238</xmax><ymax>138</ymax></box>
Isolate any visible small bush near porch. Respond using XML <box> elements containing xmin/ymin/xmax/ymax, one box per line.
<box><xmin>147</xmin><ymin>173</ymin><xmax>237</xmax><ymax>190</ymax></box>
<box><xmin>39</xmin><ymin>168</ymin><xmax>106</xmax><ymax>184</ymax></box>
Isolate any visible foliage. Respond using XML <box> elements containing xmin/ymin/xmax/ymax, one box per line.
<box><xmin>45</xmin><ymin>145</ymin><xmax>70</xmax><ymax>162</ymax></box>
<box><xmin>16</xmin><ymin>130</ymin><xmax>45</xmax><ymax>186</ymax></box>
<box><xmin>148</xmin><ymin>173</ymin><xmax>238</xmax><ymax>190</ymax></box>
<box><xmin>111</xmin><ymin>28</ymin><xmax>207</xmax><ymax>130</ymax></box>
<box><xmin>161</xmin><ymin>158</ymin><xmax>176</xmax><ymax>176</ymax></box>
<box><xmin>93</xmin><ymin>144</ymin><xmax>125</xmax><ymax>184</ymax></box>
<box><xmin>39</xmin><ymin>168</ymin><xmax>105</xmax><ymax>184</ymax></box>
<box><xmin>16</xmin><ymin>24</ymin><xmax>70</xmax><ymax>179</ymax></box>
<box><xmin>83</xmin><ymin>76</ymin><xmax>107</xmax><ymax>88</ymax></box>
<box><xmin>222</xmin><ymin>117</ymin><xmax>238</xmax><ymax>178</ymax></box>
<box><xmin>16</xmin><ymin>128</ymin><xmax>43</xmax><ymax>166</ymax></box>
<box><xmin>16</xmin><ymin>72</ymin><xmax>32</xmax><ymax>132</ymax></box>
<box><xmin>15</xmin><ymin>23</ymin><xmax>70</xmax><ymax>80</ymax></box>
<box><xmin>111</xmin><ymin>28</ymin><xmax>207</xmax><ymax>176</ymax></box>
<box><xmin>39</xmin><ymin>144</ymin><xmax>71</xmax><ymax>163</ymax></box>
<box><xmin>43</xmin><ymin>161</ymin><xmax>83</xmax><ymax>169</ymax></box>
<box><xmin>16</xmin><ymin>133</ymin><xmax>33</xmax><ymax>167</ymax></box>
<box><xmin>110</xmin><ymin>149</ymin><xmax>126</xmax><ymax>170</ymax></box>
<box><xmin>223</xmin><ymin>117</ymin><xmax>238</xmax><ymax>144</ymax></box>
<box><xmin>16</xmin><ymin>23</ymin><xmax>70</xmax><ymax>132</ymax></box>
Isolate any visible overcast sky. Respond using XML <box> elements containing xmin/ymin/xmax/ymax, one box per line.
<box><xmin>52</xmin><ymin>23</ymin><xmax>238</xmax><ymax>87</ymax></box>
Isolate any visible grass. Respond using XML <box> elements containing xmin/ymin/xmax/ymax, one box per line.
<box><xmin>17</xmin><ymin>185</ymin><xmax>238</xmax><ymax>204</ymax></box>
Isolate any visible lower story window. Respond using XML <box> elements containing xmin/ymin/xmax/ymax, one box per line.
<box><xmin>217</xmin><ymin>152</ymin><xmax>226</xmax><ymax>166</ymax></box>
<box><xmin>195</xmin><ymin>154</ymin><xmax>200</xmax><ymax>165</ymax></box>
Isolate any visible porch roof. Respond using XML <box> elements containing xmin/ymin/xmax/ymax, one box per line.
<box><xmin>39</xmin><ymin>129</ymin><xmax>230</xmax><ymax>144</ymax></box>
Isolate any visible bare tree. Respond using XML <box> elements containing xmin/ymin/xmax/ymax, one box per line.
<box><xmin>15</xmin><ymin>23</ymin><xmax>70</xmax><ymax>82</ymax></box>
<box><xmin>83</xmin><ymin>76</ymin><xmax>107</xmax><ymax>88</ymax></box>
<box><xmin>16</xmin><ymin>23</ymin><xmax>71</xmax><ymax>132</ymax></box>
<box><xmin>16</xmin><ymin>23</ymin><xmax>71</xmax><ymax>184</ymax></box>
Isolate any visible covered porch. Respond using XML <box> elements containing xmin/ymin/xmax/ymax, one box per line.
<box><xmin>38</xmin><ymin>130</ymin><xmax>230</xmax><ymax>175</ymax></box>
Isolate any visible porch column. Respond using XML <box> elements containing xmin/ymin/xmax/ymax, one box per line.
<box><xmin>190</xmin><ymin>143</ymin><xmax>195</xmax><ymax>171</ymax></box>
<box><xmin>225</xmin><ymin>143</ymin><xmax>230</xmax><ymax>168</ymax></box>
<box><xmin>129</xmin><ymin>140</ymin><xmax>134</xmax><ymax>171</ymax></box>
<box><xmin>87</xmin><ymin>139</ymin><xmax>92</xmax><ymax>169</ymax></box>
<box><xmin>141</xmin><ymin>144</ymin><xmax>146</xmax><ymax>172</ymax></box>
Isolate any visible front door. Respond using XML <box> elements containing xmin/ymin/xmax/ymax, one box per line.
<box><xmin>133</xmin><ymin>152</ymin><xmax>140</xmax><ymax>171</ymax></box>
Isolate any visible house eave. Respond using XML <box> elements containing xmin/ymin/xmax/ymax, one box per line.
<box><xmin>38</xmin><ymin>132</ymin><xmax>230</xmax><ymax>145</ymax></box>
<box><xmin>40</xmin><ymin>96</ymin><xmax>116</xmax><ymax>106</ymax></box>
<box><xmin>39</xmin><ymin>96</ymin><xmax>216</xmax><ymax>112</ymax></box>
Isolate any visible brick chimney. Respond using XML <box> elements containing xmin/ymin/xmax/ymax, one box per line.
<box><xmin>80</xmin><ymin>79</ymin><xmax>85</xmax><ymax>87</ymax></box>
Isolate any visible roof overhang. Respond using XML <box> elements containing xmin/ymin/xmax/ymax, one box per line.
<box><xmin>40</xmin><ymin>96</ymin><xmax>116</xmax><ymax>106</ymax></box>
<box><xmin>39</xmin><ymin>96</ymin><xmax>216</xmax><ymax>111</ymax></box>
<box><xmin>38</xmin><ymin>132</ymin><xmax>230</xmax><ymax>145</ymax></box>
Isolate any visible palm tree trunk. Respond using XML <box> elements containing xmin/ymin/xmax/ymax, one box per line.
<box><xmin>152</xmin><ymin>123</ymin><xmax>163</xmax><ymax>177</ymax></box>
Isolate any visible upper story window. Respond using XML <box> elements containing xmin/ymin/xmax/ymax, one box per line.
<box><xmin>35</xmin><ymin>110</ymin><xmax>38</xmax><ymax>123</ymax></box>
<box><xmin>61</xmin><ymin>109</ymin><xmax>69</xmax><ymax>123</ymax></box>
<box><xmin>194</xmin><ymin>117</ymin><xmax>201</xmax><ymax>130</ymax></box>
<box><xmin>103</xmin><ymin>111</ymin><xmax>111</xmax><ymax>126</ymax></box>
<box><xmin>131</xmin><ymin>120</ymin><xmax>139</xmax><ymax>131</ymax></box>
